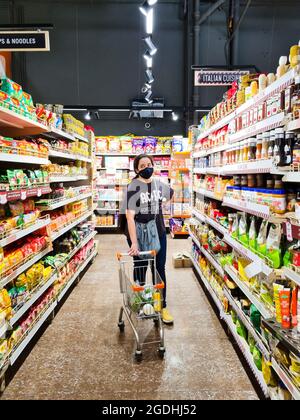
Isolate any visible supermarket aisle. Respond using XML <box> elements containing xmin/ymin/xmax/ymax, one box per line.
<box><xmin>1</xmin><ymin>235</ymin><xmax>258</xmax><ymax>400</ymax></box>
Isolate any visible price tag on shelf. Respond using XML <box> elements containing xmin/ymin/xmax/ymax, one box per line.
<box><xmin>21</xmin><ymin>190</ymin><xmax>27</xmax><ymax>201</ymax></box>
<box><xmin>244</xmin><ymin>261</ymin><xmax>263</xmax><ymax>278</ymax></box>
<box><xmin>286</xmin><ymin>222</ymin><xmax>293</xmax><ymax>242</ymax></box>
<box><xmin>37</xmin><ymin>188</ymin><xmax>42</xmax><ymax>197</ymax></box>
<box><xmin>0</xmin><ymin>193</ymin><xmax>7</xmax><ymax>205</ymax></box>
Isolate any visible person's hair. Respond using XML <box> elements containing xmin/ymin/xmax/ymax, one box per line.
<box><xmin>133</xmin><ymin>154</ymin><xmax>154</xmax><ymax>176</ymax></box>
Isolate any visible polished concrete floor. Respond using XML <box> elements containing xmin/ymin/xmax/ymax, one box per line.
<box><xmin>1</xmin><ymin>234</ymin><xmax>259</xmax><ymax>400</ymax></box>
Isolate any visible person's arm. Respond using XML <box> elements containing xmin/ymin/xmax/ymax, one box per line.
<box><xmin>126</xmin><ymin>209</ymin><xmax>139</xmax><ymax>256</ymax></box>
<box><xmin>160</xmin><ymin>180</ymin><xmax>174</xmax><ymax>204</ymax></box>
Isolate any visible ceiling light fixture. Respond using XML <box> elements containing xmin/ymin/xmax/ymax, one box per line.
<box><xmin>139</xmin><ymin>0</ymin><xmax>151</xmax><ymax>16</ymax></box>
<box><xmin>172</xmin><ymin>112</ymin><xmax>179</xmax><ymax>121</ymax></box>
<box><xmin>146</xmin><ymin>8</ymin><xmax>154</xmax><ymax>34</ymax></box>
<box><xmin>143</xmin><ymin>36</ymin><xmax>157</xmax><ymax>56</ymax></box>
<box><xmin>141</xmin><ymin>83</ymin><xmax>151</xmax><ymax>93</ymax></box>
<box><xmin>143</xmin><ymin>51</ymin><xmax>153</xmax><ymax>68</ymax></box>
<box><xmin>146</xmin><ymin>69</ymin><xmax>154</xmax><ymax>84</ymax></box>
<box><xmin>145</xmin><ymin>90</ymin><xmax>153</xmax><ymax>103</ymax></box>
<box><xmin>148</xmin><ymin>0</ymin><xmax>158</xmax><ymax>5</ymax></box>
<box><xmin>85</xmin><ymin>111</ymin><xmax>91</xmax><ymax>120</ymax></box>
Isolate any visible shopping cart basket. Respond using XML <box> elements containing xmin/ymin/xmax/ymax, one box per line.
<box><xmin>117</xmin><ymin>250</ymin><xmax>165</xmax><ymax>361</ymax></box>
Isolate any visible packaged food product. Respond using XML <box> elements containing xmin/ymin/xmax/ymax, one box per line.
<box><xmin>279</xmin><ymin>289</ymin><xmax>291</xmax><ymax>329</ymax></box>
<box><xmin>108</xmin><ymin>137</ymin><xmax>120</xmax><ymax>153</ymax></box>
<box><xmin>257</xmin><ymin>220</ymin><xmax>268</xmax><ymax>256</ymax></box>
<box><xmin>274</xmin><ymin>283</ymin><xmax>284</xmax><ymax>324</ymax></box>
<box><xmin>0</xmin><ymin>77</ymin><xmax>23</xmax><ymax>101</ymax></box>
<box><xmin>132</xmin><ymin>138</ymin><xmax>144</xmax><ymax>154</ymax></box>
<box><xmin>253</xmin><ymin>346</ymin><xmax>262</xmax><ymax>371</ymax></box>
<box><xmin>266</xmin><ymin>223</ymin><xmax>282</xmax><ymax>268</ymax></box>
<box><xmin>239</xmin><ymin>213</ymin><xmax>248</xmax><ymax>246</ymax></box>
<box><xmin>120</xmin><ymin>137</ymin><xmax>133</xmax><ymax>154</ymax></box>
<box><xmin>9</xmin><ymin>201</ymin><xmax>24</xmax><ymax>217</ymax></box>
<box><xmin>144</xmin><ymin>137</ymin><xmax>157</xmax><ymax>154</ymax></box>
<box><xmin>95</xmin><ymin>137</ymin><xmax>108</xmax><ymax>153</ymax></box>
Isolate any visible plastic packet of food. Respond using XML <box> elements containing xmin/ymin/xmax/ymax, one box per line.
<box><xmin>9</xmin><ymin>201</ymin><xmax>24</xmax><ymax>217</ymax></box>
<box><xmin>231</xmin><ymin>214</ymin><xmax>239</xmax><ymax>239</ymax></box>
<box><xmin>249</xmin><ymin>216</ymin><xmax>257</xmax><ymax>251</ymax></box>
<box><xmin>266</xmin><ymin>223</ymin><xmax>282</xmax><ymax>269</ymax></box>
<box><xmin>257</xmin><ymin>220</ymin><xmax>268</xmax><ymax>256</ymax></box>
<box><xmin>239</xmin><ymin>213</ymin><xmax>249</xmax><ymax>246</ymax></box>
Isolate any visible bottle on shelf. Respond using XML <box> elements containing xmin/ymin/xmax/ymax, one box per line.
<box><xmin>274</xmin><ymin>128</ymin><xmax>285</xmax><ymax>167</ymax></box>
<box><xmin>293</xmin><ymin>134</ymin><xmax>300</xmax><ymax>167</ymax></box>
<box><xmin>256</xmin><ymin>134</ymin><xmax>262</xmax><ymax>160</ymax></box>
<box><xmin>291</xmin><ymin>75</ymin><xmax>300</xmax><ymax>120</ymax></box>
<box><xmin>284</xmin><ymin>131</ymin><xmax>294</xmax><ymax>167</ymax></box>
<box><xmin>261</xmin><ymin>132</ymin><xmax>269</xmax><ymax>160</ymax></box>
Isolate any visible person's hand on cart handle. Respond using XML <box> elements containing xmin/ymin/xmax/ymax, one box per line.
<box><xmin>128</xmin><ymin>242</ymin><xmax>140</xmax><ymax>257</ymax></box>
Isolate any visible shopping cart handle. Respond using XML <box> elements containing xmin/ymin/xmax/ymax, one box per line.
<box><xmin>116</xmin><ymin>250</ymin><xmax>157</xmax><ymax>260</ymax></box>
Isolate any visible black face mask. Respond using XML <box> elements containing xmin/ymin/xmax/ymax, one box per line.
<box><xmin>138</xmin><ymin>167</ymin><xmax>154</xmax><ymax>180</ymax></box>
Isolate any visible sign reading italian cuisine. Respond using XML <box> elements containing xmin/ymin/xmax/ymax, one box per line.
<box><xmin>194</xmin><ymin>69</ymin><xmax>249</xmax><ymax>86</ymax></box>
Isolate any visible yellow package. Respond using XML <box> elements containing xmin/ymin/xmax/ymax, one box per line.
<box><xmin>15</xmin><ymin>273</ymin><xmax>27</xmax><ymax>288</ymax></box>
<box><xmin>0</xmin><ymin>339</ymin><xmax>8</xmax><ymax>360</ymax></box>
<box><xmin>43</xmin><ymin>266</ymin><xmax>53</xmax><ymax>280</ymax></box>
<box><xmin>26</xmin><ymin>263</ymin><xmax>44</xmax><ymax>288</ymax></box>
<box><xmin>0</xmin><ymin>289</ymin><xmax>11</xmax><ymax>310</ymax></box>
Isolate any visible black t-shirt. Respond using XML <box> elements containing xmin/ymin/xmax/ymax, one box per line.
<box><xmin>123</xmin><ymin>178</ymin><xmax>174</xmax><ymax>238</ymax></box>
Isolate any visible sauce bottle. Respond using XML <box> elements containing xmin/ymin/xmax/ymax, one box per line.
<box><xmin>284</xmin><ymin>131</ymin><xmax>294</xmax><ymax>166</ymax></box>
<box><xmin>256</xmin><ymin>134</ymin><xmax>262</xmax><ymax>160</ymax></box>
<box><xmin>274</xmin><ymin>128</ymin><xmax>285</xmax><ymax>167</ymax></box>
<box><xmin>293</xmin><ymin>134</ymin><xmax>300</xmax><ymax>167</ymax></box>
<box><xmin>268</xmin><ymin>131</ymin><xmax>275</xmax><ymax>160</ymax></box>
<box><xmin>261</xmin><ymin>132</ymin><xmax>269</xmax><ymax>160</ymax></box>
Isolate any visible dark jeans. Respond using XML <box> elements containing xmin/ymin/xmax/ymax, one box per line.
<box><xmin>127</xmin><ymin>232</ymin><xmax>167</xmax><ymax>308</ymax></box>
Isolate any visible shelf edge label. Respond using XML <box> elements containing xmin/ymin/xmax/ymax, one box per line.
<box><xmin>0</xmin><ymin>31</ymin><xmax>50</xmax><ymax>52</ymax></box>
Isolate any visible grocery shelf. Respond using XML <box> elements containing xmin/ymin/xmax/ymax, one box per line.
<box><xmin>282</xmin><ymin>172</ymin><xmax>300</xmax><ymax>183</ymax></box>
<box><xmin>170</xmin><ymin>231</ymin><xmax>189</xmax><ymax>238</ymax></box>
<box><xmin>97</xmin><ymin>198</ymin><xmax>122</xmax><ymax>202</ymax></box>
<box><xmin>43</xmin><ymin>127</ymin><xmax>76</xmax><ymax>142</ymax></box>
<box><xmin>0</xmin><ymin>185</ymin><xmax>51</xmax><ymax>205</ymax></box>
<box><xmin>57</xmin><ymin>247</ymin><xmax>98</xmax><ymax>303</ymax></box>
<box><xmin>95</xmin><ymin>208</ymin><xmax>118</xmax><ymax>212</ymax></box>
<box><xmin>10</xmin><ymin>301</ymin><xmax>57</xmax><ymax>366</ymax></box>
<box><xmin>222</xmin><ymin>313</ymin><xmax>270</xmax><ymax>399</ymax></box>
<box><xmin>189</xmin><ymin>230</ymin><xmax>224</xmax><ymax>276</ymax></box>
<box><xmin>262</xmin><ymin>319</ymin><xmax>300</xmax><ymax>359</ymax></box>
<box><xmin>191</xmin><ymin>208</ymin><xmax>206</xmax><ymax>223</ymax></box>
<box><xmin>0</xmin><ymin>246</ymin><xmax>53</xmax><ymax>289</ymax></box>
<box><xmin>193</xmin><ymin>143</ymin><xmax>230</xmax><ymax>159</ymax></box>
<box><xmin>0</xmin><ymin>107</ymin><xmax>48</xmax><ymax>137</ymax></box>
<box><xmin>66</xmin><ymin>231</ymin><xmax>97</xmax><ymax>262</ymax></box>
<box><xmin>224</xmin><ymin>265</ymin><xmax>274</xmax><ymax>320</ymax></box>
<box><xmin>196</xmin><ymin>69</ymin><xmax>295</xmax><ymax>144</ymax></box>
<box><xmin>73</xmin><ymin>133</ymin><xmax>89</xmax><ymax>143</ymax></box>
<box><xmin>0</xmin><ymin>153</ymin><xmax>49</xmax><ymax>166</ymax></box>
<box><xmin>51</xmin><ymin>210</ymin><xmax>93</xmax><ymax>241</ymax></box>
<box><xmin>223</xmin><ymin>159</ymin><xmax>275</xmax><ymax>175</ymax></box>
<box><xmin>49</xmin><ymin>175</ymin><xmax>88</xmax><ymax>183</ymax></box>
<box><xmin>171</xmin><ymin>214</ymin><xmax>191</xmax><ymax>219</ymax></box>
<box><xmin>286</xmin><ymin>118</ymin><xmax>300</xmax><ymax>132</ymax></box>
<box><xmin>0</xmin><ymin>324</ymin><xmax>7</xmax><ymax>338</ymax></box>
<box><xmin>223</xmin><ymin>234</ymin><xmax>273</xmax><ymax>277</ymax></box>
<box><xmin>96</xmin><ymin>152</ymin><xmax>170</xmax><ymax>156</ymax></box>
<box><xmin>191</xmin><ymin>255</ymin><xmax>224</xmax><ymax>315</ymax></box>
<box><xmin>271</xmin><ymin>358</ymin><xmax>300</xmax><ymax>401</ymax></box>
<box><xmin>192</xmin><ymin>208</ymin><xmax>229</xmax><ymax>236</ymax></box>
<box><xmin>283</xmin><ymin>267</ymin><xmax>300</xmax><ymax>287</ymax></box>
<box><xmin>193</xmin><ymin>167</ymin><xmax>222</xmax><ymax>176</ymax></box>
<box><xmin>223</xmin><ymin>288</ymin><xmax>270</xmax><ymax>360</ymax></box>
<box><xmin>96</xmin><ymin>225</ymin><xmax>118</xmax><ymax>229</ymax></box>
<box><xmin>9</xmin><ymin>273</ymin><xmax>58</xmax><ymax>327</ymax></box>
<box><xmin>37</xmin><ymin>192</ymin><xmax>92</xmax><ymax>211</ymax></box>
<box><xmin>48</xmin><ymin>149</ymin><xmax>91</xmax><ymax>163</ymax></box>
<box><xmin>229</xmin><ymin>112</ymin><xmax>285</xmax><ymax>144</ymax></box>
<box><xmin>222</xmin><ymin>197</ymin><xmax>270</xmax><ymax>219</ymax></box>
<box><xmin>194</xmin><ymin>188</ymin><xmax>223</xmax><ymax>202</ymax></box>
<box><xmin>0</xmin><ymin>216</ymin><xmax>50</xmax><ymax>248</ymax></box>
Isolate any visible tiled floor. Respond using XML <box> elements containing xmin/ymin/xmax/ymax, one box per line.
<box><xmin>1</xmin><ymin>234</ymin><xmax>259</xmax><ymax>400</ymax></box>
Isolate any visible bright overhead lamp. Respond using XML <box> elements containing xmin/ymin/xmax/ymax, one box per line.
<box><xmin>143</xmin><ymin>51</ymin><xmax>153</xmax><ymax>68</ymax></box>
<box><xmin>85</xmin><ymin>111</ymin><xmax>91</xmax><ymax>120</ymax></box>
<box><xmin>143</xmin><ymin>36</ymin><xmax>157</xmax><ymax>56</ymax></box>
<box><xmin>146</xmin><ymin>69</ymin><xmax>154</xmax><ymax>84</ymax></box>
<box><xmin>139</xmin><ymin>0</ymin><xmax>151</xmax><ymax>16</ymax></box>
<box><xmin>172</xmin><ymin>112</ymin><xmax>179</xmax><ymax>121</ymax></box>
<box><xmin>146</xmin><ymin>8</ymin><xmax>154</xmax><ymax>34</ymax></box>
<box><xmin>148</xmin><ymin>0</ymin><xmax>158</xmax><ymax>5</ymax></box>
<box><xmin>145</xmin><ymin>90</ymin><xmax>153</xmax><ymax>103</ymax></box>
<box><xmin>141</xmin><ymin>83</ymin><xmax>151</xmax><ymax>93</ymax></box>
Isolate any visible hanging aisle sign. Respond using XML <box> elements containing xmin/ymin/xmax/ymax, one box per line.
<box><xmin>194</xmin><ymin>69</ymin><xmax>249</xmax><ymax>86</ymax></box>
<box><xmin>0</xmin><ymin>31</ymin><xmax>50</xmax><ymax>52</ymax></box>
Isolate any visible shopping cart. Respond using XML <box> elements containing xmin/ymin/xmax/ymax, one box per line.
<box><xmin>117</xmin><ymin>250</ymin><xmax>165</xmax><ymax>362</ymax></box>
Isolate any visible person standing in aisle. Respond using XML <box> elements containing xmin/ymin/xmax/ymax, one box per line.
<box><xmin>124</xmin><ymin>154</ymin><xmax>174</xmax><ymax>324</ymax></box>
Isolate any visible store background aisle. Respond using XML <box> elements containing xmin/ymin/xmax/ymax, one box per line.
<box><xmin>1</xmin><ymin>235</ymin><xmax>258</xmax><ymax>400</ymax></box>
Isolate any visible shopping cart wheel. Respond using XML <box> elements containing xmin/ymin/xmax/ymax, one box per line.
<box><xmin>135</xmin><ymin>351</ymin><xmax>143</xmax><ymax>362</ymax></box>
<box><xmin>118</xmin><ymin>321</ymin><xmax>125</xmax><ymax>333</ymax></box>
<box><xmin>158</xmin><ymin>348</ymin><xmax>165</xmax><ymax>359</ymax></box>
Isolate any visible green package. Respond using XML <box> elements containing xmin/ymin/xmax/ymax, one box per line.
<box><xmin>257</xmin><ymin>220</ymin><xmax>268</xmax><ymax>257</ymax></box>
<box><xmin>236</xmin><ymin>319</ymin><xmax>248</xmax><ymax>340</ymax></box>
<box><xmin>250</xmin><ymin>304</ymin><xmax>261</xmax><ymax>332</ymax></box>
<box><xmin>239</xmin><ymin>213</ymin><xmax>249</xmax><ymax>246</ymax></box>
<box><xmin>249</xmin><ymin>217</ymin><xmax>257</xmax><ymax>251</ymax></box>
<box><xmin>231</xmin><ymin>310</ymin><xmax>238</xmax><ymax>324</ymax></box>
<box><xmin>231</xmin><ymin>214</ymin><xmax>239</xmax><ymax>239</ymax></box>
<box><xmin>248</xmin><ymin>335</ymin><xmax>256</xmax><ymax>354</ymax></box>
<box><xmin>253</xmin><ymin>346</ymin><xmax>262</xmax><ymax>371</ymax></box>
<box><xmin>266</xmin><ymin>224</ymin><xmax>282</xmax><ymax>269</ymax></box>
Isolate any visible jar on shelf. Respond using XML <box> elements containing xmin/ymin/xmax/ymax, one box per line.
<box><xmin>256</xmin><ymin>174</ymin><xmax>265</xmax><ymax>188</ymax></box>
<box><xmin>270</xmin><ymin>189</ymin><xmax>287</xmax><ymax>214</ymax></box>
<box><xmin>274</xmin><ymin>175</ymin><xmax>284</xmax><ymax>190</ymax></box>
<box><xmin>256</xmin><ymin>134</ymin><xmax>262</xmax><ymax>160</ymax></box>
<box><xmin>248</xmin><ymin>138</ymin><xmax>257</xmax><ymax>161</ymax></box>
<box><xmin>243</xmin><ymin>141</ymin><xmax>249</xmax><ymax>162</ymax></box>
<box><xmin>241</xmin><ymin>174</ymin><xmax>248</xmax><ymax>187</ymax></box>
<box><xmin>247</xmin><ymin>174</ymin><xmax>257</xmax><ymax>188</ymax></box>
<box><xmin>233</xmin><ymin>175</ymin><xmax>241</xmax><ymax>186</ymax></box>
<box><xmin>287</xmin><ymin>190</ymin><xmax>297</xmax><ymax>212</ymax></box>
<box><xmin>266</xmin><ymin>175</ymin><xmax>275</xmax><ymax>189</ymax></box>
<box><xmin>261</xmin><ymin>132</ymin><xmax>270</xmax><ymax>160</ymax></box>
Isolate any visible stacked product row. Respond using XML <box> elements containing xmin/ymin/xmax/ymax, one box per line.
<box><xmin>0</xmin><ymin>78</ymin><xmax>97</xmax><ymax>392</ymax></box>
